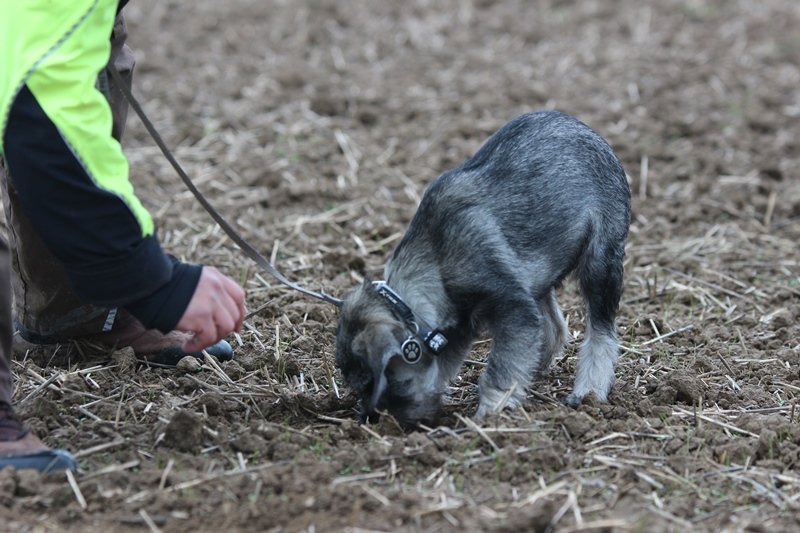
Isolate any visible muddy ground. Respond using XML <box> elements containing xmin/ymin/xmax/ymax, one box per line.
<box><xmin>2</xmin><ymin>0</ymin><xmax>800</xmax><ymax>531</ymax></box>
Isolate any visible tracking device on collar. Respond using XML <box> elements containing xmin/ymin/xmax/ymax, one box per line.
<box><xmin>372</xmin><ymin>281</ymin><xmax>449</xmax><ymax>358</ymax></box>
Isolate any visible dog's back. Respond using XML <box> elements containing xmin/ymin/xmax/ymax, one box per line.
<box><xmin>389</xmin><ymin>111</ymin><xmax>630</xmax><ymax>309</ymax></box>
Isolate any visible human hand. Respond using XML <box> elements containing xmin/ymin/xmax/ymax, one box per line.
<box><xmin>175</xmin><ymin>266</ymin><xmax>246</xmax><ymax>352</ymax></box>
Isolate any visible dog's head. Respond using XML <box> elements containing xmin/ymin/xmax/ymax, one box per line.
<box><xmin>334</xmin><ymin>281</ymin><xmax>444</xmax><ymax>427</ymax></box>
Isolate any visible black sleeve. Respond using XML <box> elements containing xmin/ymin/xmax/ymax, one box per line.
<box><xmin>125</xmin><ymin>258</ymin><xmax>202</xmax><ymax>333</ymax></box>
<box><xmin>4</xmin><ymin>84</ymin><xmax>198</xmax><ymax>333</ymax></box>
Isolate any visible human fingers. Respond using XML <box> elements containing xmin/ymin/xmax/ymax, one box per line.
<box><xmin>182</xmin><ymin>302</ymin><xmax>238</xmax><ymax>352</ymax></box>
<box><xmin>182</xmin><ymin>329</ymin><xmax>213</xmax><ymax>353</ymax></box>
<box><xmin>218</xmin><ymin>274</ymin><xmax>246</xmax><ymax>332</ymax></box>
<box><xmin>175</xmin><ymin>267</ymin><xmax>246</xmax><ymax>350</ymax></box>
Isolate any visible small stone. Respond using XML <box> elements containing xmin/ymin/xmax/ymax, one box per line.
<box><xmin>176</xmin><ymin>356</ymin><xmax>202</xmax><ymax>372</ymax></box>
<box><xmin>0</xmin><ymin>468</ymin><xmax>17</xmax><ymax>498</ymax></box>
<box><xmin>770</xmin><ymin>308</ymin><xmax>795</xmax><ymax>330</ymax></box>
<box><xmin>15</xmin><ymin>469</ymin><xmax>40</xmax><ymax>497</ymax></box>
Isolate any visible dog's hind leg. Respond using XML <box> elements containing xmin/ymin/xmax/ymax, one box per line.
<box><xmin>566</xmin><ymin>240</ymin><xmax>625</xmax><ymax>408</ymax></box>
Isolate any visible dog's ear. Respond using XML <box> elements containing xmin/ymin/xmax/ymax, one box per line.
<box><xmin>335</xmin><ymin>282</ymin><xmax>405</xmax><ymax>407</ymax></box>
<box><xmin>363</xmin><ymin>323</ymin><xmax>404</xmax><ymax>413</ymax></box>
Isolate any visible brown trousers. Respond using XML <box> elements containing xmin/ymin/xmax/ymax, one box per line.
<box><xmin>0</xmin><ymin>13</ymin><xmax>134</xmax><ymax>405</ymax></box>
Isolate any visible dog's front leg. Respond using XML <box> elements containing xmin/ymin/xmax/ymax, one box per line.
<box><xmin>474</xmin><ymin>298</ymin><xmax>546</xmax><ymax>418</ymax></box>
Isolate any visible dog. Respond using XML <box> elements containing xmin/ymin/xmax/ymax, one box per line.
<box><xmin>334</xmin><ymin>110</ymin><xmax>631</xmax><ymax>426</ymax></box>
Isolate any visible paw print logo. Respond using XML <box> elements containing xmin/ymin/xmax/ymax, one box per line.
<box><xmin>401</xmin><ymin>338</ymin><xmax>422</xmax><ymax>364</ymax></box>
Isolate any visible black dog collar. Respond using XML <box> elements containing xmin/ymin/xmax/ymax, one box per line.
<box><xmin>372</xmin><ymin>281</ymin><xmax>448</xmax><ymax>363</ymax></box>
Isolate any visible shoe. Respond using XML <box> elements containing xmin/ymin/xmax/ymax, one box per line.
<box><xmin>142</xmin><ymin>338</ymin><xmax>233</xmax><ymax>366</ymax></box>
<box><xmin>13</xmin><ymin>312</ymin><xmax>233</xmax><ymax>366</ymax></box>
<box><xmin>0</xmin><ymin>403</ymin><xmax>76</xmax><ymax>474</ymax></box>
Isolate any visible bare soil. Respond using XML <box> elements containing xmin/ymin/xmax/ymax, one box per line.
<box><xmin>3</xmin><ymin>0</ymin><xmax>800</xmax><ymax>532</ymax></box>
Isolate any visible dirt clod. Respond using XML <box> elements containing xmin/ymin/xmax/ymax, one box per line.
<box><xmin>0</xmin><ymin>468</ymin><xmax>16</xmax><ymax>499</ymax></box>
<box><xmin>14</xmin><ymin>470</ymin><xmax>40</xmax><ymax>497</ymax></box>
<box><xmin>161</xmin><ymin>409</ymin><xmax>203</xmax><ymax>453</ymax></box>
<box><xmin>666</xmin><ymin>370</ymin><xmax>706</xmax><ymax>404</ymax></box>
<box><xmin>560</xmin><ymin>411</ymin><xmax>594</xmax><ymax>439</ymax></box>
<box><xmin>110</xmin><ymin>347</ymin><xmax>137</xmax><ymax>376</ymax></box>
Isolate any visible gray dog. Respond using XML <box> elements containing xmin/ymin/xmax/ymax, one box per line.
<box><xmin>334</xmin><ymin>111</ymin><xmax>631</xmax><ymax>426</ymax></box>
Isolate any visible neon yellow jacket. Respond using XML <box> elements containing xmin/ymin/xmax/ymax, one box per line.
<box><xmin>0</xmin><ymin>0</ymin><xmax>200</xmax><ymax>332</ymax></box>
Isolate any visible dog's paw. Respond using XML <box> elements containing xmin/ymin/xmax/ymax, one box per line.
<box><xmin>564</xmin><ymin>393</ymin><xmax>583</xmax><ymax>409</ymax></box>
<box><xmin>474</xmin><ymin>388</ymin><xmax>523</xmax><ymax>419</ymax></box>
<box><xmin>565</xmin><ymin>391</ymin><xmax>603</xmax><ymax>409</ymax></box>
<box><xmin>473</xmin><ymin>403</ymin><xmax>489</xmax><ymax>420</ymax></box>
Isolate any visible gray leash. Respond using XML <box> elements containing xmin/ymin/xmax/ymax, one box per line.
<box><xmin>108</xmin><ymin>66</ymin><xmax>343</xmax><ymax>308</ymax></box>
